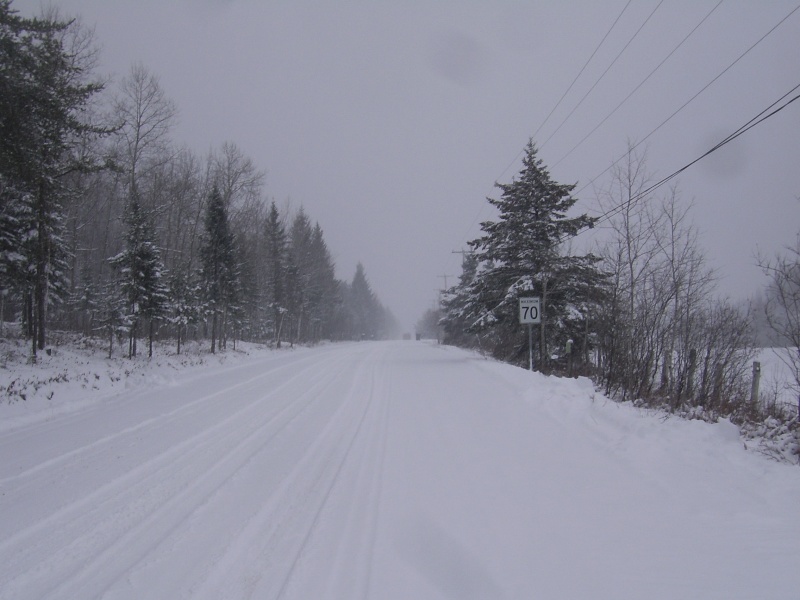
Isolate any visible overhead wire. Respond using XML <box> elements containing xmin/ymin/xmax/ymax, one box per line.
<box><xmin>449</xmin><ymin>0</ymin><xmax>634</xmax><ymax>269</ymax></box>
<box><xmin>491</xmin><ymin>0</ymin><xmax>634</xmax><ymax>202</ymax></box>
<box><xmin>471</xmin><ymin>81</ymin><xmax>798</xmax><ymax>318</ymax></box>
<box><xmin>552</xmin><ymin>0</ymin><xmax>725</xmax><ymax>170</ymax></box>
<box><xmin>571</xmin><ymin>1</ymin><xmax>800</xmax><ymax>201</ymax></box>
<box><xmin>467</xmin><ymin>79</ymin><xmax>798</xmax><ymax>320</ymax></box>
<box><xmin>563</xmin><ymin>82</ymin><xmax>800</xmax><ymax>244</ymax></box>
<box><xmin>539</xmin><ymin>0</ymin><xmax>665</xmax><ymax>151</ymax></box>
<box><xmin>447</xmin><ymin>1</ymin><xmax>800</xmax><ymax>288</ymax></box>
<box><xmin>531</xmin><ymin>0</ymin><xmax>634</xmax><ymax>144</ymax></box>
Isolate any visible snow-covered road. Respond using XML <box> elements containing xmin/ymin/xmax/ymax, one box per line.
<box><xmin>1</xmin><ymin>341</ymin><xmax>799</xmax><ymax>599</ymax></box>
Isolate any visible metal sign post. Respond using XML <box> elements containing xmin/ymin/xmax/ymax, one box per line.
<box><xmin>528</xmin><ymin>323</ymin><xmax>533</xmax><ymax>371</ymax></box>
<box><xmin>519</xmin><ymin>297</ymin><xmax>541</xmax><ymax>371</ymax></box>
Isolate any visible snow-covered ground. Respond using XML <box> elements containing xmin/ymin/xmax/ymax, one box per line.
<box><xmin>755</xmin><ymin>347</ymin><xmax>798</xmax><ymax>411</ymax></box>
<box><xmin>1</xmin><ymin>338</ymin><xmax>799</xmax><ymax>599</ymax></box>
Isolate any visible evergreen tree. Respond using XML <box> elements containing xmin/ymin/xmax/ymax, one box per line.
<box><xmin>167</xmin><ymin>265</ymin><xmax>199</xmax><ymax>355</ymax></box>
<box><xmin>416</xmin><ymin>307</ymin><xmax>442</xmax><ymax>341</ymax></box>
<box><xmin>263</xmin><ymin>201</ymin><xmax>287</xmax><ymax>347</ymax></box>
<box><xmin>288</xmin><ymin>208</ymin><xmax>314</xmax><ymax>344</ymax></box>
<box><xmin>0</xmin><ymin>177</ymin><xmax>28</xmax><ymax>309</ymax></box>
<box><xmin>0</xmin><ymin>2</ymin><xmax>106</xmax><ymax>359</ymax></box>
<box><xmin>109</xmin><ymin>194</ymin><xmax>168</xmax><ymax>358</ymax></box>
<box><xmin>308</xmin><ymin>222</ymin><xmax>339</xmax><ymax>341</ymax></box>
<box><xmin>200</xmin><ymin>185</ymin><xmax>237</xmax><ymax>353</ymax></box>
<box><xmin>440</xmin><ymin>251</ymin><xmax>481</xmax><ymax>348</ymax></box>
<box><xmin>1</xmin><ymin>4</ymin><xmax>40</xmax><ymax>304</ymax></box>
<box><xmin>456</xmin><ymin>140</ymin><xmax>603</xmax><ymax>368</ymax></box>
<box><xmin>65</xmin><ymin>262</ymin><xmax>99</xmax><ymax>337</ymax></box>
<box><xmin>350</xmin><ymin>262</ymin><xmax>379</xmax><ymax>340</ymax></box>
<box><xmin>98</xmin><ymin>278</ymin><xmax>126</xmax><ymax>358</ymax></box>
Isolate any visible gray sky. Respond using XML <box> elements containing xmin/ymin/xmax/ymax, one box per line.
<box><xmin>16</xmin><ymin>0</ymin><xmax>800</xmax><ymax>329</ymax></box>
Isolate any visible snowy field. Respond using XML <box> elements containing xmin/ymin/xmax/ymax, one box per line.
<box><xmin>755</xmin><ymin>347</ymin><xmax>798</xmax><ymax>412</ymax></box>
<box><xmin>1</xmin><ymin>339</ymin><xmax>799</xmax><ymax>599</ymax></box>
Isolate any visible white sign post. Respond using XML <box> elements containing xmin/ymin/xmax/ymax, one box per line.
<box><xmin>519</xmin><ymin>297</ymin><xmax>541</xmax><ymax>371</ymax></box>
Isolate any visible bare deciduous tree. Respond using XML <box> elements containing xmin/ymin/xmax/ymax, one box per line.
<box><xmin>595</xmin><ymin>144</ymin><xmax>754</xmax><ymax>417</ymax></box>
<box><xmin>113</xmin><ymin>63</ymin><xmax>177</xmax><ymax>201</ymax></box>
<box><xmin>760</xmin><ymin>232</ymin><xmax>800</xmax><ymax>406</ymax></box>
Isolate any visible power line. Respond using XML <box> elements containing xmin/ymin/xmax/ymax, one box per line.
<box><xmin>566</xmin><ymin>82</ymin><xmax>800</xmax><ymax>242</ymax></box>
<box><xmin>448</xmin><ymin>1</ymin><xmax>800</xmax><ymax>281</ymax></box>
<box><xmin>572</xmin><ymin>1</ymin><xmax>800</xmax><ymax>200</ymax></box>
<box><xmin>493</xmin><ymin>0</ymin><xmax>633</xmax><ymax>195</ymax></box>
<box><xmin>552</xmin><ymin>0</ymin><xmax>725</xmax><ymax>170</ymax></box>
<box><xmin>540</xmin><ymin>0</ymin><xmax>665</xmax><ymax>152</ymax></box>
<box><xmin>450</xmin><ymin>1</ymin><xmax>633</xmax><ymax>270</ymax></box>
<box><xmin>531</xmin><ymin>0</ymin><xmax>633</xmax><ymax>143</ymax></box>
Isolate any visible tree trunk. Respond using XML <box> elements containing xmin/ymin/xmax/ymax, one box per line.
<box><xmin>129</xmin><ymin>318</ymin><xmax>138</xmax><ymax>358</ymax></box>
<box><xmin>221</xmin><ymin>306</ymin><xmax>227</xmax><ymax>351</ymax></box>
<box><xmin>538</xmin><ymin>279</ymin><xmax>548</xmax><ymax>370</ymax></box>
<box><xmin>710</xmin><ymin>362</ymin><xmax>724</xmax><ymax>409</ymax></box>
<box><xmin>148</xmin><ymin>319</ymin><xmax>154</xmax><ymax>358</ymax></box>
<box><xmin>35</xmin><ymin>182</ymin><xmax>48</xmax><ymax>352</ymax></box>
<box><xmin>210</xmin><ymin>311</ymin><xmax>217</xmax><ymax>354</ymax></box>
<box><xmin>30</xmin><ymin>296</ymin><xmax>37</xmax><ymax>363</ymax></box>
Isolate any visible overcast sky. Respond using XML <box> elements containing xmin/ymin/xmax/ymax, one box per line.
<box><xmin>15</xmin><ymin>0</ymin><xmax>800</xmax><ymax>329</ymax></box>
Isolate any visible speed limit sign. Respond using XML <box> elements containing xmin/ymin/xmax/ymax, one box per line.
<box><xmin>519</xmin><ymin>297</ymin><xmax>541</xmax><ymax>324</ymax></box>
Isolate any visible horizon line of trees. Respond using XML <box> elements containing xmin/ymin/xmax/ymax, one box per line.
<box><xmin>0</xmin><ymin>2</ymin><xmax>399</xmax><ymax>360</ymax></box>
<box><xmin>438</xmin><ymin>139</ymin><xmax>799</xmax><ymax>426</ymax></box>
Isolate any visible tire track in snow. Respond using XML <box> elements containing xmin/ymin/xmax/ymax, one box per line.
<box><xmin>0</xmin><ymin>347</ymin><xmax>356</xmax><ymax>600</ymax></box>
<box><xmin>189</xmin><ymin>344</ymin><xmax>391</xmax><ymax>600</ymax></box>
<box><xmin>0</xmin><ymin>347</ymin><xmax>338</xmax><ymax>488</ymax></box>
<box><xmin>0</xmin><ymin>347</ymin><xmax>341</xmax><ymax>543</ymax></box>
<box><xmin>274</xmin><ymin>344</ymin><xmax>391</xmax><ymax>599</ymax></box>
<box><xmin>314</xmin><ymin>344</ymin><xmax>392</xmax><ymax>599</ymax></box>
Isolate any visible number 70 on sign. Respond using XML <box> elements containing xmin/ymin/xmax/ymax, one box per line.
<box><xmin>519</xmin><ymin>297</ymin><xmax>541</xmax><ymax>324</ymax></box>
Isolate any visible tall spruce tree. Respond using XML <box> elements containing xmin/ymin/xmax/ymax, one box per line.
<box><xmin>457</xmin><ymin>139</ymin><xmax>603</xmax><ymax>367</ymax></box>
<box><xmin>440</xmin><ymin>251</ymin><xmax>480</xmax><ymax>348</ymax></box>
<box><xmin>350</xmin><ymin>262</ymin><xmax>379</xmax><ymax>340</ymax></box>
<box><xmin>288</xmin><ymin>208</ymin><xmax>316</xmax><ymax>343</ymax></box>
<box><xmin>200</xmin><ymin>185</ymin><xmax>237</xmax><ymax>353</ymax></box>
<box><xmin>0</xmin><ymin>3</ymin><xmax>105</xmax><ymax>359</ymax></box>
<box><xmin>263</xmin><ymin>201</ymin><xmax>286</xmax><ymax>347</ymax></box>
<box><xmin>308</xmin><ymin>222</ymin><xmax>338</xmax><ymax>341</ymax></box>
<box><xmin>166</xmin><ymin>266</ymin><xmax>198</xmax><ymax>355</ymax></box>
<box><xmin>109</xmin><ymin>194</ymin><xmax>168</xmax><ymax>358</ymax></box>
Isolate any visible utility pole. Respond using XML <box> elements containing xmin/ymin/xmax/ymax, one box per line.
<box><xmin>452</xmin><ymin>249</ymin><xmax>475</xmax><ymax>257</ymax></box>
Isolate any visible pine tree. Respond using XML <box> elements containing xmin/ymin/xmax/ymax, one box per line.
<box><xmin>308</xmin><ymin>222</ymin><xmax>339</xmax><ymax>341</ymax></box>
<box><xmin>0</xmin><ymin>3</ymin><xmax>106</xmax><ymax>359</ymax></box>
<box><xmin>0</xmin><ymin>177</ymin><xmax>27</xmax><ymax>307</ymax></box>
<box><xmin>288</xmin><ymin>207</ymin><xmax>313</xmax><ymax>342</ymax></box>
<box><xmin>461</xmin><ymin>139</ymin><xmax>603</xmax><ymax>368</ymax></box>
<box><xmin>263</xmin><ymin>201</ymin><xmax>286</xmax><ymax>347</ymax></box>
<box><xmin>200</xmin><ymin>185</ymin><xmax>237</xmax><ymax>353</ymax></box>
<box><xmin>167</xmin><ymin>265</ymin><xmax>199</xmax><ymax>355</ymax></box>
<box><xmin>350</xmin><ymin>262</ymin><xmax>379</xmax><ymax>340</ymax></box>
<box><xmin>440</xmin><ymin>251</ymin><xmax>481</xmax><ymax>347</ymax></box>
<box><xmin>98</xmin><ymin>279</ymin><xmax>126</xmax><ymax>359</ymax></box>
<box><xmin>109</xmin><ymin>194</ymin><xmax>169</xmax><ymax>358</ymax></box>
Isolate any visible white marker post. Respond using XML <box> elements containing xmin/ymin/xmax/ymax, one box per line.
<box><xmin>519</xmin><ymin>297</ymin><xmax>541</xmax><ymax>371</ymax></box>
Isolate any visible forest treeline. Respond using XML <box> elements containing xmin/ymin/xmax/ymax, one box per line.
<box><xmin>432</xmin><ymin>139</ymin><xmax>800</xmax><ymax>429</ymax></box>
<box><xmin>0</xmin><ymin>2</ymin><xmax>398</xmax><ymax>359</ymax></box>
